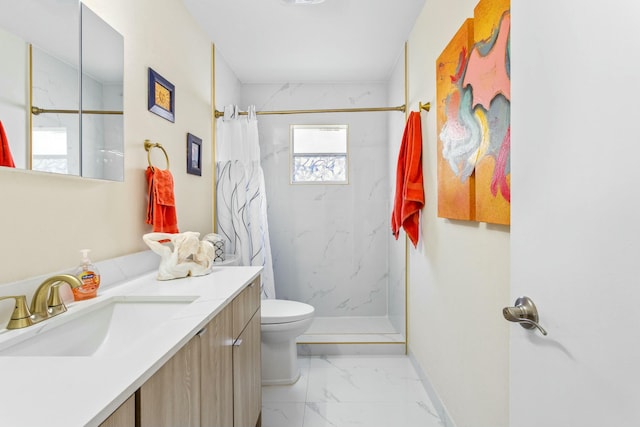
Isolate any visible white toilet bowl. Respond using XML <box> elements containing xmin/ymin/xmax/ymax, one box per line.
<box><xmin>261</xmin><ymin>299</ymin><xmax>314</xmax><ymax>385</ymax></box>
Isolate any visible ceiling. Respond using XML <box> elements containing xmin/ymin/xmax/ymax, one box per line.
<box><xmin>182</xmin><ymin>0</ymin><xmax>426</xmax><ymax>84</ymax></box>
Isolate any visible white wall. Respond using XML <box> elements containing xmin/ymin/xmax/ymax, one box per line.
<box><xmin>242</xmin><ymin>83</ymin><xmax>391</xmax><ymax>317</ymax></box>
<box><xmin>0</xmin><ymin>0</ymin><xmax>214</xmax><ymax>285</ymax></box>
<box><xmin>406</xmin><ymin>1</ymin><xmax>510</xmax><ymax>426</ymax></box>
<box><xmin>214</xmin><ymin>51</ymin><xmax>241</xmax><ymax>110</ymax></box>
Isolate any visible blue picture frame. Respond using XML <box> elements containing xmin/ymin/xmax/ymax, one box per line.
<box><xmin>148</xmin><ymin>68</ymin><xmax>175</xmax><ymax>122</ymax></box>
<box><xmin>187</xmin><ymin>133</ymin><xmax>202</xmax><ymax>176</ymax></box>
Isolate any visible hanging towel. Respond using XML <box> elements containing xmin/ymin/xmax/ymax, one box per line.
<box><xmin>145</xmin><ymin>166</ymin><xmax>179</xmax><ymax>233</ymax></box>
<box><xmin>0</xmin><ymin>120</ymin><xmax>16</xmax><ymax>168</ymax></box>
<box><xmin>391</xmin><ymin>111</ymin><xmax>425</xmax><ymax>248</ymax></box>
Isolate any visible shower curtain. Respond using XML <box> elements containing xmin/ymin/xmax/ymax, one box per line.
<box><xmin>216</xmin><ymin>105</ymin><xmax>275</xmax><ymax>299</ymax></box>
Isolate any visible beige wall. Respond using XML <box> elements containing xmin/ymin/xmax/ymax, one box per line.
<box><xmin>407</xmin><ymin>1</ymin><xmax>510</xmax><ymax>426</ymax></box>
<box><xmin>0</xmin><ymin>0</ymin><xmax>213</xmax><ymax>284</ymax></box>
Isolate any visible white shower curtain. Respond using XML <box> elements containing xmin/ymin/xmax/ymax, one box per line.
<box><xmin>216</xmin><ymin>105</ymin><xmax>275</xmax><ymax>299</ymax></box>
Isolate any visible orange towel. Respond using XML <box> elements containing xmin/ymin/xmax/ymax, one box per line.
<box><xmin>145</xmin><ymin>166</ymin><xmax>179</xmax><ymax>233</ymax></box>
<box><xmin>391</xmin><ymin>112</ymin><xmax>425</xmax><ymax>247</ymax></box>
<box><xmin>0</xmin><ymin>120</ymin><xmax>15</xmax><ymax>168</ymax></box>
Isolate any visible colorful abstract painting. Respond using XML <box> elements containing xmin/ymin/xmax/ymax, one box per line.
<box><xmin>436</xmin><ymin>0</ymin><xmax>511</xmax><ymax>225</ymax></box>
<box><xmin>436</xmin><ymin>19</ymin><xmax>476</xmax><ymax>221</ymax></box>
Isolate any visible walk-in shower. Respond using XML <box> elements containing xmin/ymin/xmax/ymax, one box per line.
<box><xmin>240</xmin><ymin>77</ymin><xmax>409</xmax><ymax>355</ymax></box>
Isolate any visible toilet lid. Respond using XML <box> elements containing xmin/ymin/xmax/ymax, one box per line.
<box><xmin>261</xmin><ymin>299</ymin><xmax>315</xmax><ymax>324</ymax></box>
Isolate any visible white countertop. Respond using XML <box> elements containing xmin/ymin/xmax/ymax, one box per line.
<box><xmin>0</xmin><ymin>265</ymin><xmax>262</xmax><ymax>427</ymax></box>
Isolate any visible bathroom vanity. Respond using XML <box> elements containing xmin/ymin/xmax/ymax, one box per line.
<box><xmin>0</xmin><ymin>266</ymin><xmax>262</xmax><ymax>427</ymax></box>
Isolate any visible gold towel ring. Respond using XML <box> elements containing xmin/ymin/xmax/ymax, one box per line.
<box><xmin>144</xmin><ymin>140</ymin><xmax>170</xmax><ymax>170</ymax></box>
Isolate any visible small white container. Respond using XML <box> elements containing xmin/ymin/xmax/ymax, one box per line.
<box><xmin>203</xmin><ymin>233</ymin><xmax>226</xmax><ymax>262</ymax></box>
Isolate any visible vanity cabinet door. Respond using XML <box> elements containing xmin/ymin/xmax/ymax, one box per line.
<box><xmin>233</xmin><ymin>310</ymin><xmax>261</xmax><ymax>427</ymax></box>
<box><xmin>232</xmin><ymin>278</ymin><xmax>260</xmax><ymax>338</ymax></box>
<box><xmin>99</xmin><ymin>394</ymin><xmax>135</xmax><ymax>427</ymax></box>
<box><xmin>231</xmin><ymin>277</ymin><xmax>261</xmax><ymax>427</ymax></box>
<box><xmin>200</xmin><ymin>304</ymin><xmax>233</xmax><ymax>427</ymax></box>
<box><xmin>138</xmin><ymin>336</ymin><xmax>201</xmax><ymax>427</ymax></box>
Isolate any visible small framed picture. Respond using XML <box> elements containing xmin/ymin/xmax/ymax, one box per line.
<box><xmin>148</xmin><ymin>68</ymin><xmax>175</xmax><ymax>122</ymax></box>
<box><xmin>187</xmin><ymin>133</ymin><xmax>202</xmax><ymax>176</ymax></box>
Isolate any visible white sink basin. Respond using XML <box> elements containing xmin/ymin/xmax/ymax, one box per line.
<box><xmin>0</xmin><ymin>295</ymin><xmax>197</xmax><ymax>357</ymax></box>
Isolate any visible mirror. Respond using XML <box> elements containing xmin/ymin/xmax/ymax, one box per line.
<box><xmin>0</xmin><ymin>0</ymin><xmax>124</xmax><ymax>181</ymax></box>
<box><xmin>80</xmin><ymin>4</ymin><xmax>124</xmax><ymax>180</ymax></box>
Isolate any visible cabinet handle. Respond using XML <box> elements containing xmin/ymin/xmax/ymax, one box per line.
<box><xmin>196</xmin><ymin>327</ymin><xmax>208</xmax><ymax>336</ymax></box>
<box><xmin>233</xmin><ymin>339</ymin><xmax>243</xmax><ymax>347</ymax></box>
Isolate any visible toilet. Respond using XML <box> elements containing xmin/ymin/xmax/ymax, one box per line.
<box><xmin>261</xmin><ymin>299</ymin><xmax>314</xmax><ymax>385</ymax></box>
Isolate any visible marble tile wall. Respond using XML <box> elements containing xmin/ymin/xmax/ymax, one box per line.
<box><xmin>387</xmin><ymin>50</ymin><xmax>407</xmax><ymax>336</ymax></box>
<box><xmin>32</xmin><ymin>46</ymin><xmax>80</xmax><ymax>175</ymax></box>
<box><xmin>81</xmin><ymin>73</ymin><xmax>105</xmax><ymax>178</ymax></box>
<box><xmin>241</xmin><ymin>83</ymin><xmax>393</xmax><ymax>317</ymax></box>
<box><xmin>82</xmin><ymin>78</ymin><xmax>123</xmax><ymax>180</ymax></box>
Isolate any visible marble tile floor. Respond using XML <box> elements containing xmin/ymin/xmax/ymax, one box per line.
<box><xmin>262</xmin><ymin>355</ymin><xmax>443</xmax><ymax>427</ymax></box>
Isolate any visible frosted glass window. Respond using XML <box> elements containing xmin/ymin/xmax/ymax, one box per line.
<box><xmin>32</xmin><ymin>128</ymin><xmax>69</xmax><ymax>174</ymax></box>
<box><xmin>291</xmin><ymin>125</ymin><xmax>348</xmax><ymax>183</ymax></box>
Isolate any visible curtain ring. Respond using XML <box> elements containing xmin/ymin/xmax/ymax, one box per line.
<box><xmin>144</xmin><ymin>140</ymin><xmax>170</xmax><ymax>170</ymax></box>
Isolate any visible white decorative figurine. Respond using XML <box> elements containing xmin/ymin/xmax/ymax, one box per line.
<box><xmin>143</xmin><ymin>232</ymin><xmax>215</xmax><ymax>280</ymax></box>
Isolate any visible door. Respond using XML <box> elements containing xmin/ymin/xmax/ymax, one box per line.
<box><xmin>510</xmin><ymin>2</ymin><xmax>640</xmax><ymax>426</ymax></box>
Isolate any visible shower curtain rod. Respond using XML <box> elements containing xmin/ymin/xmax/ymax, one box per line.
<box><xmin>31</xmin><ymin>106</ymin><xmax>123</xmax><ymax>116</ymax></box>
<box><xmin>213</xmin><ymin>102</ymin><xmax>430</xmax><ymax>119</ymax></box>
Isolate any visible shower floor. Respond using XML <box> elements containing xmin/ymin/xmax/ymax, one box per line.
<box><xmin>297</xmin><ymin>316</ymin><xmax>406</xmax><ymax>355</ymax></box>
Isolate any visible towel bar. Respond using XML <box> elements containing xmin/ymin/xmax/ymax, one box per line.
<box><xmin>144</xmin><ymin>140</ymin><xmax>170</xmax><ymax>170</ymax></box>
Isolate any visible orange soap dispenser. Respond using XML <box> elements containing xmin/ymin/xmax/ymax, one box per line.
<box><xmin>72</xmin><ymin>249</ymin><xmax>101</xmax><ymax>301</ymax></box>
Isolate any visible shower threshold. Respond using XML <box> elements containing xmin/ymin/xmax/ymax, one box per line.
<box><xmin>297</xmin><ymin>316</ymin><xmax>406</xmax><ymax>355</ymax></box>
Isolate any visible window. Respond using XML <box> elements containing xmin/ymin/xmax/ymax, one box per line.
<box><xmin>290</xmin><ymin>125</ymin><xmax>348</xmax><ymax>184</ymax></box>
<box><xmin>32</xmin><ymin>128</ymin><xmax>69</xmax><ymax>174</ymax></box>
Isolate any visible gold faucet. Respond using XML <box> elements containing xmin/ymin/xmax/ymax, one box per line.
<box><xmin>30</xmin><ymin>274</ymin><xmax>82</xmax><ymax>323</ymax></box>
<box><xmin>0</xmin><ymin>295</ymin><xmax>34</xmax><ymax>329</ymax></box>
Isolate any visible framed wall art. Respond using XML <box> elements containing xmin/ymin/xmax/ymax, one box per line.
<box><xmin>148</xmin><ymin>68</ymin><xmax>175</xmax><ymax>122</ymax></box>
<box><xmin>186</xmin><ymin>133</ymin><xmax>202</xmax><ymax>176</ymax></box>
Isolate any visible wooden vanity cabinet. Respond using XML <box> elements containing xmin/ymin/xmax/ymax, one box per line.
<box><xmin>233</xmin><ymin>308</ymin><xmax>261</xmax><ymax>427</ymax></box>
<box><xmin>132</xmin><ymin>278</ymin><xmax>261</xmax><ymax>427</ymax></box>
<box><xmin>99</xmin><ymin>394</ymin><xmax>135</xmax><ymax>427</ymax></box>
<box><xmin>137</xmin><ymin>336</ymin><xmax>201</xmax><ymax>427</ymax></box>
<box><xmin>199</xmin><ymin>303</ymin><xmax>233</xmax><ymax>427</ymax></box>
<box><xmin>232</xmin><ymin>278</ymin><xmax>261</xmax><ymax>427</ymax></box>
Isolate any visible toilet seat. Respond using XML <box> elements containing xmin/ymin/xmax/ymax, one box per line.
<box><xmin>261</xmin><ymin>299</ymin><xmax>314</xmax><ymax>324</ymax></box>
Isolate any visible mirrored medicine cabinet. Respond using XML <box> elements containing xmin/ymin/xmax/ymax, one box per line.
<box><xmin>0</xmin><ymin>0</ymin><xmax>124</xmax><ymax>181</ymax></box>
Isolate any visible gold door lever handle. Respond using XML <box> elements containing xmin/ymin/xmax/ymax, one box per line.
<box><xmin>503</xmin><ymin>296</ymin><xmax>547</xmax><ymax>336</ymax></box>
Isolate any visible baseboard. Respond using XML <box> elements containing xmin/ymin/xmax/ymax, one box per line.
<box><xmin>408</xmin><ymin>349</ymin><xmax>457</xmax><ymax>427</ymax></box>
